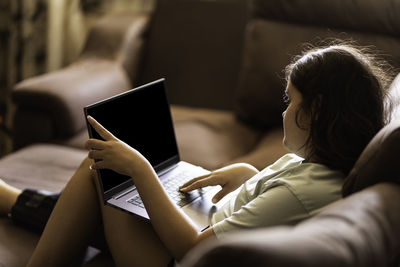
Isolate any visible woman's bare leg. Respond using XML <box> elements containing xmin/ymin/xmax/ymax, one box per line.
<box><xmin>91</xmin><ymin>167</ymin><xmax>172</xmax><ymax>267</ymax></box>
<box><xmin>27</xmin><ymin>158</ymin><xmax>102</xmax><ymax>267</ymax></box>
<box><xmin>96</xmin><ymin>205</ymin><xmax>172</xmax><ymax>267</ymax></box>
<box><xmin>28</xmin><ymin>157</ymin><xmax>172</xmax><ymax>267</ymax></box>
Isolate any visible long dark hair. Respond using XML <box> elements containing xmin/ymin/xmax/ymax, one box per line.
<box><xmin>285</xmin><ymin>42</ymin><xmax>394</xmax><ymax>175</ymax></box>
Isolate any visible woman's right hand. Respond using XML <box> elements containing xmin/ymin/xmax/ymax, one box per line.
<box><xmin>179</xmin><ymin>163</ymin><xmax>259</xmax><ymax>203</ymax></box>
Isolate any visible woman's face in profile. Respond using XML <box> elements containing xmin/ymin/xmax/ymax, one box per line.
<box><xmin>282</xmin><ymin>82</ymin><xmax>310</xmax><ymax>158</ymax></box>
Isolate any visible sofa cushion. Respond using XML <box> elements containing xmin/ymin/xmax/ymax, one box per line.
<box><xmin>81</xmin><ymin>13</ymin><xmax>149</xmax><ymax>85</ymax></box>
<box><xmin>251</xmin><ymin>0</ymin><xmax>400</xmax><ymax>37</ymax></box>
<box><xmin>235</xmin><ymin>0</ymin><xmax>400</xmax><ymax>128</ymax></box>
<box><xmin>0</xmin><ymin>217</ymin><xmax>108</xmax><ymax>267</ymax></box>
<box><xmin>138</xmin><ymin>0</ymin><xmax>248</xmax><ymax>111</ymax></box>
<box><xmin>0</xmin><ymin>144</ymin><xmax>86</xmax><ymax>192</ymax></box>
<box><xmin>235</xmin><ymin>18</ymin><xmax>400</xmax><ymax>128</ymax></box>
<box><xmin>0</xmin><ymin>218</ymin><xmax>43</xmax><ymax>267</ymax></box>
<box><xmin>171</xmin><ymin>105</ymin><xmax>262</xmax><ymax>170</ymax></box>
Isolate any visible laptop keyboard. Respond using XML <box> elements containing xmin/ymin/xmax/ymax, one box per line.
<box><xmin>127</xmin><ymin>170</ymin><xmax>211</xmax><ymax>208</ymax></box>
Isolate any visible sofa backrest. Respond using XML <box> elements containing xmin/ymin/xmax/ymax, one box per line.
<box><xmin>137</xmin><ymin>0</ymin><xmax>248</xmax><ymax>111</ymax></box>
<box><xmin>235</xmin><ymin>0</ymin><xmax>400</xmax><ymax>128</ymax></box>
<box><xmin>80</xmin><ymin>13</ymin><xmax>150</xmax><ymax>87</ymax></box>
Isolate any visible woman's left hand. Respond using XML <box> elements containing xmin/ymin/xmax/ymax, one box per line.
<box><xmin>85</xmin><ymin>116</ymin><xmax>151</xmax><ymax>177</ymax></box>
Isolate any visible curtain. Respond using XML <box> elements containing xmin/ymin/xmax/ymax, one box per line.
<box><xmin>0</xmin><ymin>0</ymin><xmax>47</xmax><ymax>156</ymax></box>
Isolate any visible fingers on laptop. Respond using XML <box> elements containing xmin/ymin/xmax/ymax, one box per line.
<box><xmin>179</xmin><ymin>173</ymin><xmax>210</xmax><ymax>191</ymax></box>
<box><xmin>87</xmin><ymin>116</ymin><xmax>116</xmax><ymax>140</ymax></box>
<box><xmin>179</xmin><ymin>173</ymin><xmax>219</xmax><ymax>192</ymax></box>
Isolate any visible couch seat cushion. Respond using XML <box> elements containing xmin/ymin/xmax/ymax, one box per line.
<box><xmin>0</xmin><ymin>144</ymin><xmax>86</xmax><ymax>191</ymax></box>
<box><xmin>171</xmin><ymin>105</ymin><xmax>263</xmax><ymax>170</ymax></box>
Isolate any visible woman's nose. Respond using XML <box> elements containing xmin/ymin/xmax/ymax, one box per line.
<box><xmin>282</xmin><ymin>111</ymin><xmax>286</xmax><ymax>118</ymax></box>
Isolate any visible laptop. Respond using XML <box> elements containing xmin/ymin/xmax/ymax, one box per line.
<box><xmin>84</xmin><ymin>78</ymin><xmax>225</xmax><ymax>230</ymax></box>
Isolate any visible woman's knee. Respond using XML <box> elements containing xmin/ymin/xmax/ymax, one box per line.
<box><xmin>81</xmin><ymin>157</ymin><xmax>102</xmax><ymax>188</ymax></box>
<box><xmin>80</xmin><ymin>156</ymin><xmax>92</xmax><ymax>169</ymax></box>
<box><xmin>75</xmin><ymin>157</ymin><xmax>97</xmax><ymax>182</ymax></box>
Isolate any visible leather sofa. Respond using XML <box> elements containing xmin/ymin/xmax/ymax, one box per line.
<box><xmin>1</xmin><ymin>0</ymin><xmax>400</xmax><ymax>266</ymax></box>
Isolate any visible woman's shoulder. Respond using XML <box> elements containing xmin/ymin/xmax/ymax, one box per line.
<box><xmin>253</xmin><ymin>154</ymin><xmax>344</xmax><ymax>199</ymax></box>
<box><xmin>257</xmin><ymin>153</ymin><xmax>304</xmax><ymax>177</ymax></box>
<box><xmin>254</xmin><ymin>157</ymin><xmax>344</xmax><ymax>214</ymax></box>
<box><xmin>275</xmin><ymin>161</ymin><xmax>345</xmax><ymax>215</ymax></box>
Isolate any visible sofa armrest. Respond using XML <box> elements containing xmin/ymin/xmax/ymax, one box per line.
<box><xmin>12</xmin><ymin>60</ymin><xmax>131</xmax><ymax>149</ymax></box>
<box><xmin>11</xmin><ymin>13</ymin><xmax>150</xmax><ymax>150</ymax></box>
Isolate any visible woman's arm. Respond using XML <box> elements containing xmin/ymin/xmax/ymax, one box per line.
<box><xmin>132</xmin><ymin>164</ymin><xmax>216</xmax><ymax>260</ymax></box>
<box><xmin>86</xmin><ymin>116</ymin><xmax>215</xmax><ymax>260</ymax></box>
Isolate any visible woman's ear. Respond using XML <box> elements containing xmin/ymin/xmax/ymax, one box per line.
<box><xmin>295</xmin><ymin>106</ymin><xmax>311</xmax><ymax>131</ymax></box>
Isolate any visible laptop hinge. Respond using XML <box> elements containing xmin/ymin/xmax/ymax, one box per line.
<box><xmin>113</xmin><ymin>185</ymin><xmax>136</xmax><ymax>200</ymax></box>
<box><xmin>157</xmin><ymin>163</ymin><xmax>179</xmax><ymax>177</ymax></box>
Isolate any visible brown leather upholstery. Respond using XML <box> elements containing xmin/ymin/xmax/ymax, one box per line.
<box><xmin>235</xmin><ymin>0</ymin><xmax>400</xmax><ymax>127</ymax></box>
<box><xmin>252</xmin><ymin>0</ymin><xmax>400</xmax><ymax>36</ymax></box>
<box><xmin>171</xmin><ymin>106</ymin><xmax>262</xmax><ymax>168</ymax></box>
<box><xmin>138</xmin><ymin>0</ymin><xmax>248</xmax><ymax>111</ymax></box>
<box><xmin>181</xmin><ymin>183</ymin><xmax>400</xmax><ymax>267</ymax></box>
<box><xmin>12</xmin><ymin>14</ymin><xmax>149</xmax><ymax>150</ymax></box>
<box><xmin>81</xmin><ymin>14</ymin><xmax>149</xmax><ymax>84</ymax></box>
<box><xmin>13</xmin><ymin>60</ymin><xmax>130</xmax><ymax>143</ymax></box>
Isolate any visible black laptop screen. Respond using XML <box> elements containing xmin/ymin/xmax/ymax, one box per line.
<box><xmin>84</xmin><ymin>79</ymin><xmax>179</xmax><ymax>194</ymax></box>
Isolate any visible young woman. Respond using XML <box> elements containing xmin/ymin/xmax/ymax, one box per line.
<box><xmin>0</xmin><ymin>43</ymin><xmax>393</xmax><ymax>266</ymax></box>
